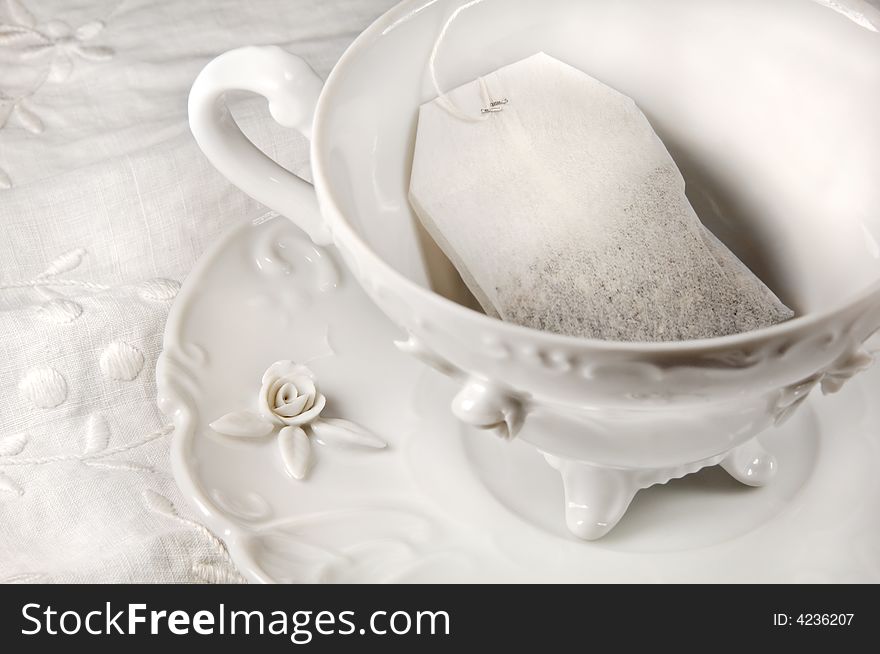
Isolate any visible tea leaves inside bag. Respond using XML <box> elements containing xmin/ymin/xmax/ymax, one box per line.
<box><xmin>410</xmin><ymin>53</ymin><xmax>793</xmax><ymax>341</ymax></box>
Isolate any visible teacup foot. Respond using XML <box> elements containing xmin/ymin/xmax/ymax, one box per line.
<box><xmin>543</xmin><ymin>455</ymin><xmax>638</xmax><ymax>540</ymax></box>
<box><xmin>720</xmin><ymin>439</ymin><xmax>777</xmax><ymax>487</ymax></box>
<box><xmin>542</xmin><ymin>444</ymin><xmax>767</xmax><ymax>540</ymax></box>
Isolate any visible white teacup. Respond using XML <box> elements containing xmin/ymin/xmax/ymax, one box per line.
<box><xmin>189</xmin><ymin>0</ymin><xmax>880</xmax><ymax>539</ymax></box>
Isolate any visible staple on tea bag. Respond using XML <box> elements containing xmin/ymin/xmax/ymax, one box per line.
<box><xmin>409</xmin><ymin>52</ymin><xmax>793</xmax><ymax>341</ymax></box>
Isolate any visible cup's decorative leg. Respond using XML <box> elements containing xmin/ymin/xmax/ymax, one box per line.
<box><xmin>543</xmin><ymin>455</ymin><xmax>638</xmax><ymax>541</ymax></box>
<box><xmin>720</xmin><ymin>438</ymin><xmax>777</xmax><ymax>487</ymax></box>
<box><xmin>544</xmin><ymin>442</ymin><xmax>768</xmax><ymax>540</ymax></box>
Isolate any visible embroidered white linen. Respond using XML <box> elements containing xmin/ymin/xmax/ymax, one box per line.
<box><xmin>0</xmin><ymin>0</ymin><xmax>396</xmax><ymax>583</ymax></box>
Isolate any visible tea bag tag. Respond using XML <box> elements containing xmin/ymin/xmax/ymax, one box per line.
<box><xmin>410</xmin><ymin>53</ymin><xmax>793</xmax><ymax>340</ymax></box>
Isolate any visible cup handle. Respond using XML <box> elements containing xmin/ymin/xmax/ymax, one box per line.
<box><xmin>188</xmin><ymin>46</ymin><xmax>332</xmax><ymax>245</ymax></box>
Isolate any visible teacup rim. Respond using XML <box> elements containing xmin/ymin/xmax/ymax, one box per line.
<box><xmin>310</xmin><ymin>0</ymin><xmax>880</xmax><ymax>355</ymax></box>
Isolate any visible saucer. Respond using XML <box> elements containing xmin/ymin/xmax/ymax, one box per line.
<box><xmin>158</xmin><ymin>213</ymin><xmax>880</xmax><ymax>583</ymax></box>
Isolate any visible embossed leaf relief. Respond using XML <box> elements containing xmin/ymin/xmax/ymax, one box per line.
<box><xmin>210</xmin><ymin>489</ymin><xmax>272</xmax><ymax>523</ymax></box>
<box><xmin>820</xmin><ymin>350</ymin><xmax>874</xmax><ymax>395</ymax></box>
<box><xmin>209</xmin><ymin>411</ymin><xmax>274</xmax><ymax>439</ymax></box>
<box><xmin>774</xmin><ymin>348</ymin><xmax>876</xmax><ymax>426</ymax></box>
<box><xmin>239</xmin><ymin>507</ymin><xmax>461</xmax><ymax>583</ymax></box>
<box><xmin>209</xmin><ymin>361</ymin><xmax>386</xmax><ymax>481</ymax></box>
<box><xmin>247</xmin><ymin>225</ymin><xmax>341</xmax><ymax>328</ymax></box>
<box><xmin>278</xmin><ymin>427</ymin><xmax>311</xmax><ymax>480</ymax></box>
<box><xmin>310</xmin><ymin>418</ymin><xmax>387</xmax><ymax>450</ymax></box>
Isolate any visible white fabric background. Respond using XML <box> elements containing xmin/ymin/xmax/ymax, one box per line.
<box><xmin>0</xmin><ymin>0</ymin><xmax>395</xmax><ymax>583</ymax></box>
<box><xmin>2</xmin><ymin>0</ymin><xmax>877</xmax><ymax>584</ymax></box>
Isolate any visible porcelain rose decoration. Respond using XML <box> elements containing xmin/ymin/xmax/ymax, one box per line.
<box><xmin>259</xmin><ymin>362</ymin><xmax>326</xmax><ymax>427</ymax></box>
<box><xmin>209</xmin><ymin>361</ymin><xmax>386</xmax><ymax>480</ymax></box>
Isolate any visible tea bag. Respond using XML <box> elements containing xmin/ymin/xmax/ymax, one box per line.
<box><xmin>409</xmin><ymin>53</ymin><xmax>793</xmax><ymax>341</ymax></box>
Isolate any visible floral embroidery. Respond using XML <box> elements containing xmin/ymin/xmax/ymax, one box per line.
<box><xmin>0</xmin><ymin>572</ymin><xmax>49</xmax><ymax>583</ymax></box>
<box><xmin>143</xmin><ymin>490</ymin><xmax>246</xmax><ymax>584</ymax></box>
<box><xmin>19</xmin><ymin>19</ymin><xmax>113</xmax><ymax>82</ymax></box>
<box><xmin>1</xmin><ymin>247</ymin><xmax>181</xmax><ymax>319</ymax></box>
<box><xmin>137</xmin><ymin>278</ymin><xmax>182</xmax><ymax>302</ymax></box>
<box><xmin>0</xmin><ymin>92</ymin><xmax>43</xmax><ymax>133</ymax></box>
<box><xmin>17</xmin><ymin>365</ymin><xmax>68</xmax><ymax>409</ymax></box>
<box><xmin>0</xmin><ymin>432</ymin><xmax>27</xmax><ymax>456</ymax></box>
<box><xmin>0</xmin><ymin>415</ymin><xmax>173</xmax><ymax>500</ymax></box>
<box><xmin>2</xmin><ymin>247</ymin><xmax>94</xmax><ymax>316</ymax></box>
<box><xmin>36</xmin><ymin>298</ymin><xmax>83</xmax><ymax>323</ymax></box>
<box><xmin>0</xmin><ymin>90</ymin><xmax>42</xmax><ymax>187</ymax></box>
<box><xmin>0</xmin><ymin>0</ymin><xmax>115</xmax><ymax>188</ymax></box>
<box><xmin>0</xmin><ymin>0</ymin><xmax>233</xmax><ymax>582</ymax></box>
<box><xmin>0</xmin><ymin>246</ymin><xmax>181</xmax><ymax>432</ymax></box>
<box><xmin>100</xmin><ymin>341</ymin><xmax>145</xmax><ymax>381</ymax></box>
<box><xmin>0</xmin><ymin>471</ymin><xmax>23</xmax><ymax>497</ymax></box>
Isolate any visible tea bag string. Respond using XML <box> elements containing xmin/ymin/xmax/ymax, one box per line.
<box><xmin>428</xmin><ymin>0</ymin><xmax>500</xmax><ymax>122</ymax></box>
